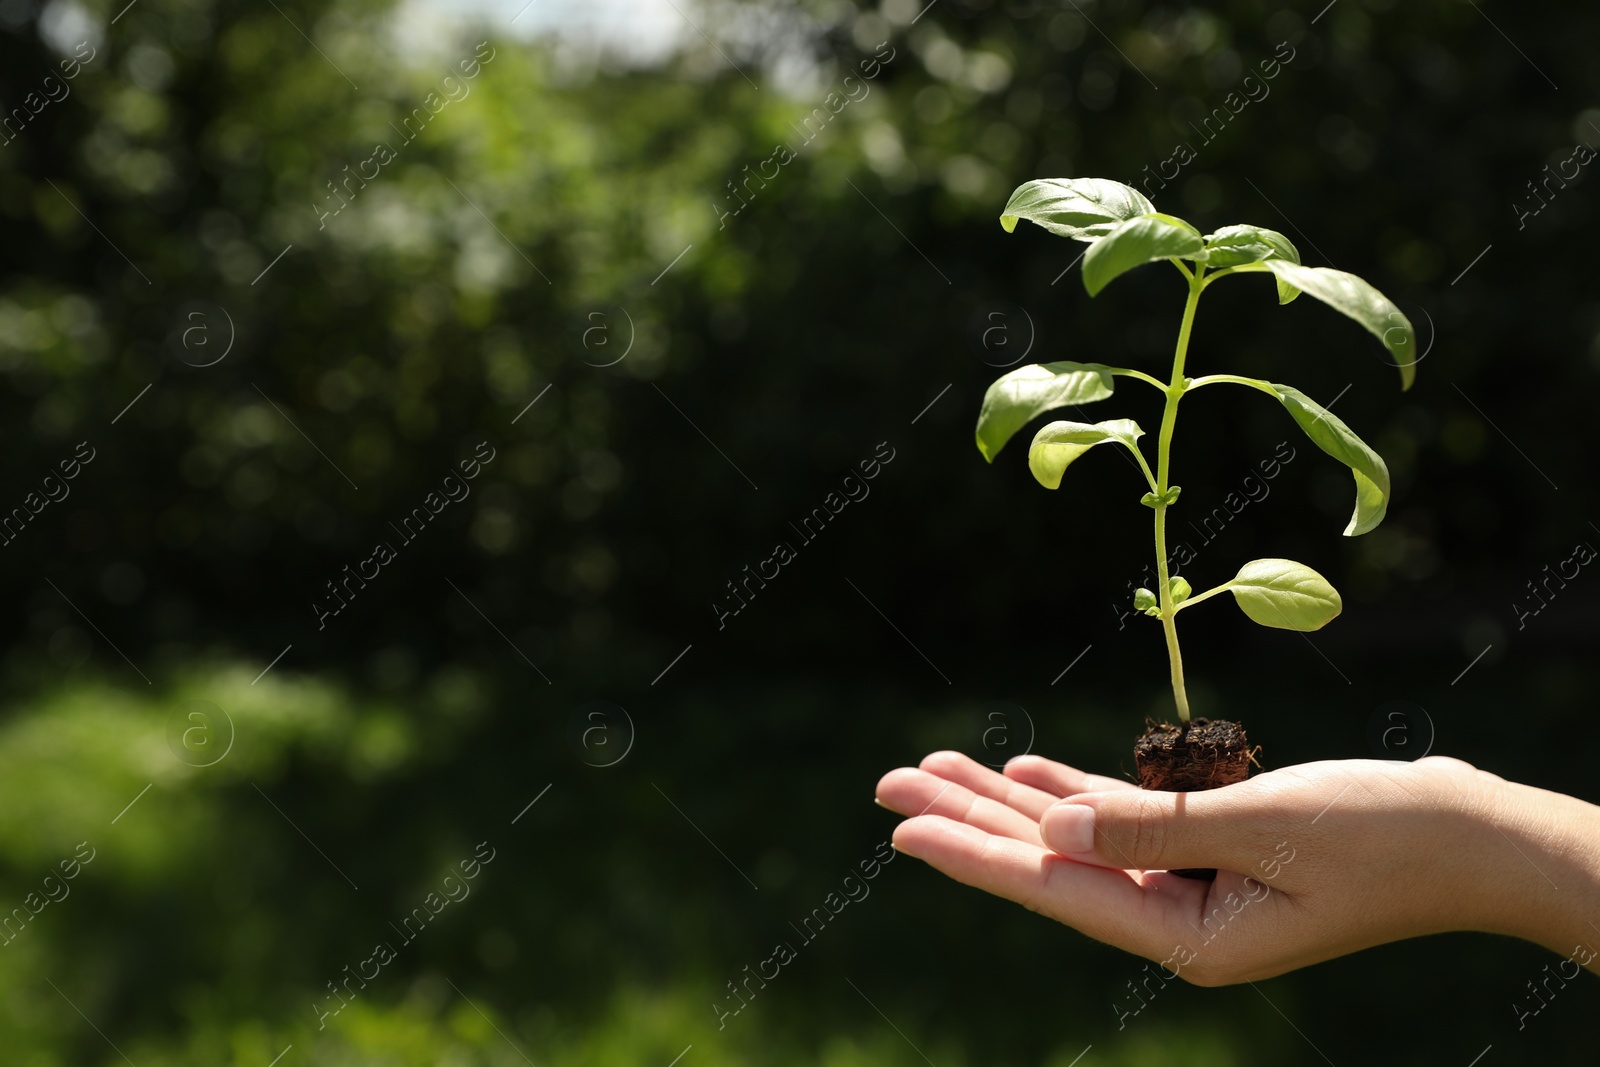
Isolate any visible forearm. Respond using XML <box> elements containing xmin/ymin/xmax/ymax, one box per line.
<box><xmin>1471</xmin><ymin>778</ymin><xmax>1600</xmax><ymax>974</ymax></box>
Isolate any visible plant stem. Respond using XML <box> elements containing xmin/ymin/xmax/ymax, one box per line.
<box><xmin>1152</xmin><ymin>267</ymin><xmax>1205</xmax><ymax>722</ymax></box>
<box><xmin>1186</xmin><ymin>373</ymin><xmax>1279</xmax><ymax>397</ymax></box>
<box><xmin>1170</xmin><ymin>581</ymin><xmax>1233</xmax><ymax>612</ymax></box>
<box><xmin>1111</xmin><ymin>367</ymin><xmax>1170</xmax><ymax>393</ymax></box>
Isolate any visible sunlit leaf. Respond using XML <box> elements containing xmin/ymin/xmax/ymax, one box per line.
<box><xmin>1203</xmin><ymin>224</ymin><xmax>1301</xmax><ymax>302</ymax></box>
<box><xmin>999</xmin><ymin>178</ymin><xmax>1156</xmax><ymax>242</ymax></box>
<box><xmin>1026</xmin><ymin>418</ymin><xmax>1144</xmax><ymax>489</ymax></box>
<box><xmin>1264</xmin><ymin>383</ymin><xmax>1392</xmax><ymax>536</ymax></box>
<box><xmin>1202</xmin><ymin>224</ymin><xmax>1300</xmax><ymax>267</ymax></box>
<box><xmin>975</xmin><ymin>362</ymin><xmax>1120</xmax><ymax>461</ymax></box>
<box><xmin>1262</xmin><ymin>261</ymin><xmax>1416</xmax><ymax>389</ymax></box>
<box><xmin>1229</xmin><ymin>558</ymin><xmax>1343</xmax><ymax>631</ymax></box>
<box><xmin>1082</xmin><ymin>214</ymin><xmax>1205</xmax><ymax>296</ymax></box>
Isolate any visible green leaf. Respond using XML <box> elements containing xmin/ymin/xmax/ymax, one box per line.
<box><xmin>1229</xmin><ymin>558</ymin><xmax>1343</xmax><ymax>631</ymax></box>
<box><xmin>1082</xmin><ymin>214</ymin><xmax>1205</xmax><ymax>296</ymax></box>
<box><xmin>1204</xmin><ymin>225</ymin><xmax>1301</xmax><ymax>301</ymax></box>
<box><xmin>1202</xmin><ymin>224</ymin><xmax>1301</xmax><ymax>270</ymax></box>
<box><xmin>1134</xmin><ymin>587</ymin><xmax>1158</xmax><ymax>612</ymax></box>
<box><xmin>1262</xmin><ymin>261</ymin><xmax>1417</xmax><ymax>390</ymax></box>
<box><xmin>999</xmin><ymin>178</ymin><xmax>1156</xmax><ymax>242</ymax></box>
<box><xmin>1169</xmin><ymin>576</ymin><xmax>1192</xmax><ymax>604</ymax></box>
<box><xmin>1140</xmin><ymin>485</ymin><xmax>1181</xmax><ymax>508</ymax></box>
<box><xmin>975</xmin><ymin>362</ymin><xmax>1120</xmax><ymax>462</ymax></box>
<box><xmin>1263</xmin><ymin>383</ymin><xmax>1392</xmax><ymax>536</ymax></box>
<box><xmin>1026</xmin><ymin>418</ymin><xmax>1144</xmax><ymax>490</ymax></box>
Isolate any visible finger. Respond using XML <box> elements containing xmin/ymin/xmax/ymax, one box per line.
<box><xmin>876</xmin><ymin>768</ymin><xmax>1044</xmax><ymax>845</ymax></box>
<box><xmin>917</xmin><ymin>750</ymin><xmax>1064</xmax><ymax>822</ymax></box>
<box><xmin>1040</xmin><ymin>787</ymin><xmax>1284</xmax><ymax>875</ymax></box>
<box><xmin>1003</xmin><ymin>754</ymin><xmax>1138</xmax><ymax>798</ymax></box>
<box><xmin>892</xmin><ymin>815</ymin><xmax>1189</xmax><ymax>958</ymax></box>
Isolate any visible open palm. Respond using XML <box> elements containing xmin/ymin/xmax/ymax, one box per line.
<box><xmin>876</xmin><ymin>750</ymin><xmax>1511</xmax><ymax>985</ymax></box>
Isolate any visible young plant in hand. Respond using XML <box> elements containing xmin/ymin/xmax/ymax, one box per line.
<box><xmin>977</xmin><ymin>178</ymin><xmax>1415</xmax><ymax>838</ymax></box>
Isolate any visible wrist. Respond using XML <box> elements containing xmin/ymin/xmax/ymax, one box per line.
<box><xmin>1467</xmin><ymin>777</ymin><xmax>1600</xmax><ymax>970</ymax></box>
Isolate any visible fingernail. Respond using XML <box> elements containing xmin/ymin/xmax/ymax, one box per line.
<box><xmin>1042</xmin><ymin>803</ymin><xmax>1095</xmax><ymax>854</ymax></box>
<box><xmin>873</xmin><ymin>797</ymin><xmax>884</xmax><ymax>807</ymax></box>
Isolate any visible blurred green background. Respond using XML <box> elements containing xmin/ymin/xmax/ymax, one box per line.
<box><xmin>1</xmin><ymin>0</ymin><xmax>1596</xmax><ymax>1062</ymax></box>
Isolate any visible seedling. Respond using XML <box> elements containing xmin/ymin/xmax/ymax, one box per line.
<box><xmin>978</xmin><ymin>177</ymin><xmax>1414</xmax><ymax>810</ymax></box>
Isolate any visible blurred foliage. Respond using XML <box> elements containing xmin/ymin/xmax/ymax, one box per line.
<box><xmin>0</xmin><ymin>0</ymin><xmax>1597</xmax><ymax>1061</ymax></box>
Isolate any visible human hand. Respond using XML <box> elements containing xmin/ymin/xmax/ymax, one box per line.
<box><xmin>876</xmin><ymin>750</ymin><xmax>1600</xmax><ymax>984</ymax></box>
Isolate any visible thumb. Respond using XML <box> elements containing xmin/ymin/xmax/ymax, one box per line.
<box><xmin>1040</xmin><ymin>787</ymin><xmax>1273</xmax><ymax>874</ymax></box>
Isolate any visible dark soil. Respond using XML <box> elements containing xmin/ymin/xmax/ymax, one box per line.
<box><xmin>1133</xmin><ymin>718</ymin><xmax>1257</xmax><ymax>881</ymax></box>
